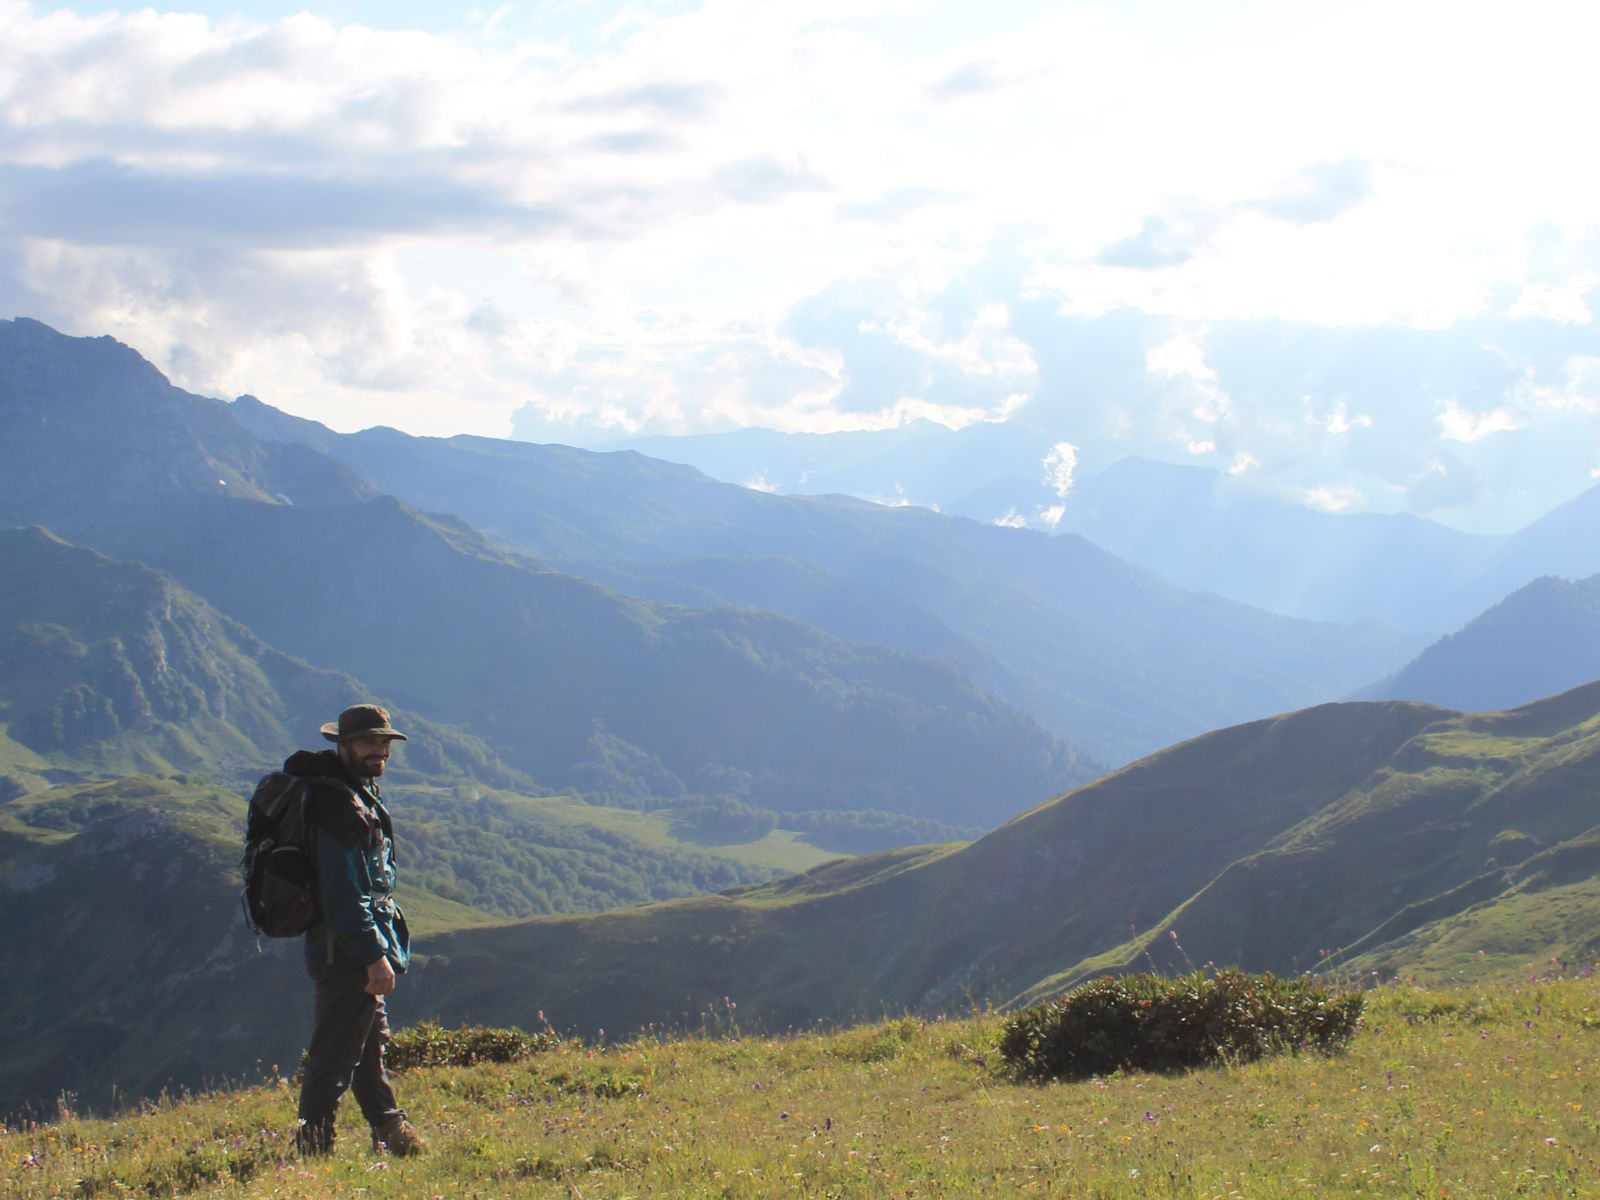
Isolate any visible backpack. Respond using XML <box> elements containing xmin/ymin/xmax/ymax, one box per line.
<box><xmin>240</xmin><ymin>772</ymin><xmax>328</xmax><ymax>938</ymax></box>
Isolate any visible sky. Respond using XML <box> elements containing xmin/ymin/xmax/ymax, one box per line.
<box><xmin>2</xmin><ymin>0</ymin><xmax>1598</xmax><ymax>532</ymax></box>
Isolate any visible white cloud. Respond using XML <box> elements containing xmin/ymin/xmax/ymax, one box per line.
<box><xmin>1308</xmin><ymin>399</ymin><xmax>1374</xmax><ymax>435</ymax></box>
<box><xmin>1304</xmin><ymin>484</ymin><xmax>1364</xmax><ymax>512</ymax></box>
<box><xmin>870</xmin><ymin>483</ymin><xmax>936</xmax><ymax>511</ymax></box>
<box><xmin>1042</xmin><ymin>440</ymin><xmax>1078</xmax><ymax>499</ymax></box>
<box><xmin>1513</xmin><ymin>355</ymin><xmax>1600</xmax><ymax>415</ymax></box>
<box><xmin>1227</xmin><ymin>452</ymin><xmax>1258</xmax><ymax>477</ymax></box>
<box><xmin>1146</xmin><ymin>329</ymin><xmax>1218</xmax><ymax>388</ymax></box>
<box><xmin>993</xmin><ymin>507</ymin><xmax>1026</xmax><ymax>528</ymax></box>
<box><xmin>1508</xmin><ymin>279</ymin><xmax>1595</xmax><ymax>325</ymax></box>
<box><xmin>743</xmin><ymin>474</ymin><xmax>777</xmax><ymax>492</ymax></box>
<box><xmin>1435</xmin><ymin>398</ymin><xmax>1528</xmax><ymax>443</ymax></box>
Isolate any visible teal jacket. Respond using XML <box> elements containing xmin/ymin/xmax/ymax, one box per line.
<box><xmin>281</xmin><ymin>750</ymin><xmax>411</xmax><ymax>977</ymax></box>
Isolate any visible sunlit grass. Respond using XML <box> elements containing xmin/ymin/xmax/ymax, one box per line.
<box><xmin>6</xmin><ymin>977</ymin><xmax>1599</xmax><ymax>1198</ymax></box>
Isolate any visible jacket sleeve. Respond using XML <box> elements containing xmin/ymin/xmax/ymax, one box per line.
<box><xmin>312</xmin><ymin>824</ymin><xmax>387</xmax><ymax>967</ymax></box>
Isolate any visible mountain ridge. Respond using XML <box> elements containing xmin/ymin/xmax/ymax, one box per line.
<box><xmin>402</xmin><ymin>683</ymin><xmax>1600</xmax><ymax>1038</ymax></box>
<box><xmin>1359</xmin><ymin>573</ymin><xmax>1600</xmax><ymax>712</ymax></box>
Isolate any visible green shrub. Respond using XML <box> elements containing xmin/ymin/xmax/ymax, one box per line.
<box><xmin>999</xmin><ymin>969</ymin><xmax>1364</xmax><ymax>1081</ymax></box>
<box><xmin>387</xmin><ymin>1021</ymin><xmax>560</xmax><ymax>1071</ymax></box>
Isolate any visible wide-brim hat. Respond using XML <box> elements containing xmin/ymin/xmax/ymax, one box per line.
<box><xmin>321</xmin><ymin>703</ymin><xmax>409</xmax><ymax>743</ymax></box>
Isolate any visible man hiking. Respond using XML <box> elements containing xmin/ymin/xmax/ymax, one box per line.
<box><xmin>286</xmin><ymin>703</ymin><xmax>425</xmax><ymax>1158</ymax></box>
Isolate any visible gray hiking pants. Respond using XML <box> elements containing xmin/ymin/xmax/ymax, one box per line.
<box><xmin>296</xmin><ymin>969</ymin><xmax>405</xmax><ymax>1144</ymax></box>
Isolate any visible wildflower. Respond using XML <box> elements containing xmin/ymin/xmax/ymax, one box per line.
<box><xmin>1546</xmin><ymin>1137</ymin><xmax>1558</xmax><ymax>1146</ymax></box>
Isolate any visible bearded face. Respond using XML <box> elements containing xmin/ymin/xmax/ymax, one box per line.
<box><xmin>340</xmin><ymin>734</ymin><xmax>393</xmax><ymax>778</ymax></box>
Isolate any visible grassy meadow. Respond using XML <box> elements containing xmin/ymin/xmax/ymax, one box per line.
<box><xmin>6</xmin><ymin>974</ymin><xmax>1600</xmax><ymax>1199</ymax></box>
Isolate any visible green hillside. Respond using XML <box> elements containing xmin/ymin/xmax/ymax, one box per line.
<box><xmin>84</xmin><ymin>492</ymin><xmax>1085</xmax><ymax>824</ymax></box>
<box><xmin>0</xmin><ymin>526</ymin><xmax>526</xmax><ymax>788</ymax></box>
<box><xmin>402</xmin><ymin>685</ymin><xmax>1600</xmax><ymax>1039</ymax></box>
<box><xmin>0</xmin><ymin>772</ymin><xmax>822</xmax><ymax>1117</ymax></box>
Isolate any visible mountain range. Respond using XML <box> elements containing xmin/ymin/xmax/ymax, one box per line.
<box><xmin>602</xmin><ymin>423</ymin><xmax>1600</xmax><ymax>637</ymax></box>
<box><xmin>0</xmin><ymin>318</ymin><xmax>1084</xmax><ymax>823</ymax></box>
<box><xmin>1057</xmin><ymin>457</ymin><xmax>1600</xmax><ymax>635</ymax></box>
<box><xmin>221</xmin><ymin>373</ymin><xmax>1421</xmax><ymax>765</ymax></box>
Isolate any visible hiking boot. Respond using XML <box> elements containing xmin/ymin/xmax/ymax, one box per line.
<box><xmin>293</xmin><ymin>1120</ymin><xmax>334</xmax><ymax>1157</ymax></box>
<box><xmin>371</xmin><ymin>1116</ymin><xmax>426</xmax><ymax>1157</ymax></box>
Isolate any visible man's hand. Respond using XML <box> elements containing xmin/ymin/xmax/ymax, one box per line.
<box><xmin>365</xmin><ymin>957</ymin><xmax>397</xmax><ymax>996</ymax></box>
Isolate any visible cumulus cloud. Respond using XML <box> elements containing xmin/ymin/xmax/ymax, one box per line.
<box><xmin>768</xmin><ymin>279</ymin><xmax>1038</xmax><ymax>428</ymax></box>
<box><xmin>838</xmin><ymin>186</ymin><xmax>963</xmax><ymax>223</ymax></box>
<box><xmin>925</xmin><ymin>60</ymin><xmax>1009</xmax><ymax>101</ymax></box>
<box><xmin>711</xmin><ymin>156</ymin><xmax>831</xmax><ymax>204</ymax></box>
<box><xmin>1507</xmin><ymin>278</ymin><xmax>1596</xmax><ymax>325</ymax></box>
<box><xmin>563</xmin><ymin>81</ymin><xmax>724</xmax><ymax>118</ymax></box>
<box><xmin>1097</xmin><ymin>216</ymin><xmax>1196</xmax><ymax>269</ymax></box>
<box><xmin>1304</xmin><ymin>483</ymin><xmax>1364</xmax><ymax>512</ymax></box>
<box><xmin>1042</xmin><ymin>440</ymin><xmax>1078</xmax><ymax>497</ymax></box>
<box><xmin>1248</xmin><ymin>158</ymin><xmax>1375</xmax><ymax>225</ymax></box>
<box><xmin>3</xmin><ymin>0</ymin><xmax>1600</xmax><ymax>531</ymax></box>
<box><xmin>0</xmin><ymin>159</ymin><xmax>566</xmax><ymax>248</ymax></box>
<box><xmin>1097</xmin><ymin>209</ymin><xmax>1218</xmax><ymax>269</ymax></box>
<box><xmin>1435</xmin><ymin>398</ymin><xmax>1528</xmax><ymax>442</ymax></box>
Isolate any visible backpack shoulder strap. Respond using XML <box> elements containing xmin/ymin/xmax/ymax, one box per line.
<box><xmin>245</xmin><ymin>771</ymin><xmax>301</xmax><ymax>842</ymax></box>
<box><xmin>302</xmin><ymin>775</ymin><xmax>377</xmax><ymax>849</ymax></box>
